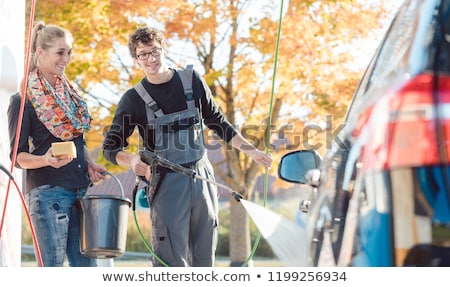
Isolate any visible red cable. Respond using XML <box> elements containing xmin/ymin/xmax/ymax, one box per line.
<box><xmin>0</xmin><ymin>0</ymin><xmax>43</xmax><ymax>267</ymax></box>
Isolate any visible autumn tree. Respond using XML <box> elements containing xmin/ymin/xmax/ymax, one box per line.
<box><xmin>30</xmin><ymin>0</ymin><xmax>391</xmax><ymax>266</ymax></box>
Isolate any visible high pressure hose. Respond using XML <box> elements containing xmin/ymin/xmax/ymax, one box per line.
<box><xmin>241</xmin><ymin>0</ymin><xmax>285</xmax><ymax>267</ymax></box>
<box><xmin>131</xmin><ymin>180</ymin><xmax>169</xmax><ymax>267</ymax></box>
<box><xmin>0</xmin><ymin>0</ymin><xmax>43</xmax><ymax>267</ymax></box>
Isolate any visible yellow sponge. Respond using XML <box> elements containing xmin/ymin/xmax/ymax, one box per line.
<box><xmin>52</xmin><ymin>141</ymin><xmax>77</xmax><ymax>158</ymax></box>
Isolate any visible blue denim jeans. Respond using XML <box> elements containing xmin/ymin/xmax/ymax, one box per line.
<box><xmin>26</xmin><ymin>185</ymin><xmax>97</xmax><ymax>267</ymax></box>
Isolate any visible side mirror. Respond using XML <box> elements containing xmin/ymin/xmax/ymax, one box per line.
<box><xmin>278</xmin><ymin>150</ymin><xmax>322</xmax><ymax>184</ymax></box>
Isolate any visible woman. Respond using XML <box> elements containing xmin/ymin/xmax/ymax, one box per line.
<box><xmin>7</xmin><ymin>21</ymin><xmax>106</xmax><ymax>267</ymax></box>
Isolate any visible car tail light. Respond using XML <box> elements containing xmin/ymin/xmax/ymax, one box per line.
<box><xmin>358</xmin><ymin>73</ymin><xmax>450</xmax><ymax>172</ymax></box>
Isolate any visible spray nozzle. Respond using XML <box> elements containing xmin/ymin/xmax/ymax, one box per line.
<box><xmin>232</xmin><ymin>191</ymin><xmax>243</xmax><ymax>202</ymax></box>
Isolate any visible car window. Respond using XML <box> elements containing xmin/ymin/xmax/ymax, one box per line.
<box><xmin>367</xmin><ymin>0</ymin><xmax>419</xmax><ymax>88</ymax></box>
<box><xmin>341</xmin><ymin>0</ymin><xmax>421</xmax><ymax>130</ymax></box>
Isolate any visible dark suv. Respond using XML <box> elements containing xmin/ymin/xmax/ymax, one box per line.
<box><xmin>278</xmin><ymin>0</ymin><xmax>450</xmax><ymax>267</ymax></box>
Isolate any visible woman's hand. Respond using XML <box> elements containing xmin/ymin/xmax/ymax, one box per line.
<box><xmin>87</xmin><ymin>162</ymin><xmax>107</xmax><ymax>183</ymax></box>
<box><xmin>45</xmin><ymin>148</ymin><xmax>74</xmax><ymax>168</ymax></box>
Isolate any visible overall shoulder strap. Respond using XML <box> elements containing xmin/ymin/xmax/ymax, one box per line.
<box><xmin>178</xmin><ymin>64</ymin><xmax>194</xmax><ymax>102</ymax></box>
<box><xmin>134</xmin><ymin>81</ymin><xmax>164</xmax><ymax>123</ymax></box>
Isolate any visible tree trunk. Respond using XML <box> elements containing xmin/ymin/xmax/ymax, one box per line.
<box><xmin>229</xmin><ymin>194</ymin><xmax>253</xmax><ymax>267</ymax></box>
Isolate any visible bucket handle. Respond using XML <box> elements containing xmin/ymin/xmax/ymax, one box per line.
<box><xmin>87</xmin><ymin>171</ymin><xmax>126</xmax><ymax>199</ymax></box>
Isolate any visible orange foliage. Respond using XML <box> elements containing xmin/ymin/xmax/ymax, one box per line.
<box><xmin>27</xmin><ymin>0</ymin><xmax>395</xmax><ymax>261</ymax></box>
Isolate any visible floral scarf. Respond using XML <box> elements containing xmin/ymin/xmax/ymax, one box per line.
<box><xmin>27</xmin><ymin>69</ymin><xmax>92</xmax><ymax>140</ymax></box>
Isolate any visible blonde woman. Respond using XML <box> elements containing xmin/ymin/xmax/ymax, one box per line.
<box><xmin>7</xmin><ymin>21</ymin><xmax>105</xmax><ymax>267</ymax></box>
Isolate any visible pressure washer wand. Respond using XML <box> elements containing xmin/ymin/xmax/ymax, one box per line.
<box><xmin>139</xmin><ymin>150</ymin><xmax>243</xmax><ymax>202</ymax></box>
<box><xmin>139</xmin><ymin>150</ymin><xmax>195</xmax><ymax>178</ymax></box>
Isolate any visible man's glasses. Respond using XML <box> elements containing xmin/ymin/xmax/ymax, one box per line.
<box><xmin>136</xmin><ymin>48</ymin><xmax>162</xmax><ymax>61</ymax></box>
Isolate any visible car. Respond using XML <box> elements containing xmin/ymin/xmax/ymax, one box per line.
<box><xmin>277</xmin><ymin>0</ymin><xmax>450</xmax><ymax>267</ymax></box>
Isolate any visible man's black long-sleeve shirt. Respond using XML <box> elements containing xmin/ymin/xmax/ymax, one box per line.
<box><xmin>102</xmin><ymin>68</ymin><xmax>238</xmax><ymax>165</ymax></box>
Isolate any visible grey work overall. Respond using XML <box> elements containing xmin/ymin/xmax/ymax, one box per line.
<box><xmin>135</xmin><ymin>69</ymin><xmax>219</xmax><ymax>267</ymax></box>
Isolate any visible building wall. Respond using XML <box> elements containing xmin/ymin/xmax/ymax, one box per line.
<box><xmin>0</xmin><ymin>0</ymin><xmax>25</xmax><ymax>267</ymax></box>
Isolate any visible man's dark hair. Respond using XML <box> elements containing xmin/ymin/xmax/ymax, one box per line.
<box><xmin>128</xmin><ymin>27</ymin><xmax>167</xmax><ymax>59</ymax></box>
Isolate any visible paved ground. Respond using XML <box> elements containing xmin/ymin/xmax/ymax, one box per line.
<box><xmin>21</xmin><ymin>258</ymin><xmax>282</xmax><ymax>267</ymax></box>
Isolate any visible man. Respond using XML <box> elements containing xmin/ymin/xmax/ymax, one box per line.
<box><xmin>102</xmin><ymin>27</ymin><xmax>272</xmax><ymax>267</ymax></box>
